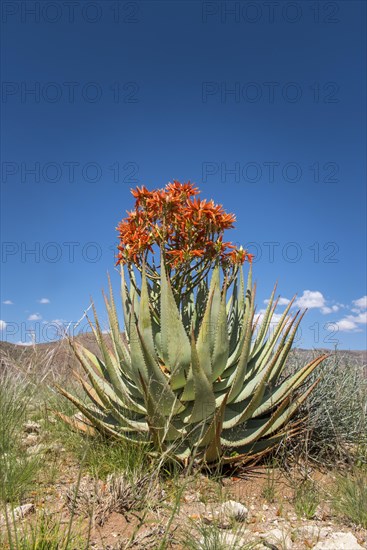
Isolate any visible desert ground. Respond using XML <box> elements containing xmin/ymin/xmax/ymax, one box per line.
<box><xmin>1</xmin><ymin>339</ymin><xmax>366</xmax><ymax>549</ymax></box>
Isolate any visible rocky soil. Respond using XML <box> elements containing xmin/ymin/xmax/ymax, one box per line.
<box><xmin>1</xmin><ymin>418</ymin><xmax>366</xmax><ymax>550</ymax></box>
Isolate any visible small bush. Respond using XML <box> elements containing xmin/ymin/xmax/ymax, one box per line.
<box><xmin>287</xmin><ymin>350</ymin><xmax>367</xmax><ymax>464</ymax></box>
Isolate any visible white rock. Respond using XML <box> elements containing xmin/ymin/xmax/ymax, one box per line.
<box><xmin>312</xmin><ymin>532</ymin><xmax>364</xmax><ymax>550</ymax></box>
<box><xmin>13</xmin><ymin>504</ymin><xmax>35</xmax><ymax>520</ymax></box>
<box><xmin>261</xmin><ymin>528</ymin><xmax>292</xmax><ymax>550</ymax></box>
<box><xmin>219</xmin><ymin>500</ymin><xmax>248</xmax><ymax>522</ymax></box>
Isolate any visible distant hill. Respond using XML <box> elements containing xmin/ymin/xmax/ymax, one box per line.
<box><xmin>0</xmin><ymin>332</ymin><xmax>116</xmax><ymax>379</ymax></box>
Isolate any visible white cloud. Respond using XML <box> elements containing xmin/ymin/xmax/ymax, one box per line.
<box><xmin>334</xmin><ymin>318</ymin><xmax>359</xmax><ymax>332</ymax></box>
<box><xmin>260</xmin><ymin>291</ymin><xmax>366</xmax><ymax>333</ymax></box>
<box><xmin>0</xmin><ymin>320</ymin><xmax>7</xmax><ymax>330</ymax></box>
<box><xmin>295</xmin><ymin>290</ymin><xmax>326</xmax><ymax>310</ymax></box>
<box><xmin>38</xmin><ymin>298</ymin><xmax>50</xmax><ymax>304</ymax></box>
<box><xmin>320</xmin><ymin>304</ymin><xmax>340</xmax><ymax>315</ymax></box>
<box><xmin>334</xmin><ymin>311</ymin><xmax>367</xmax><ymax>333</ymax></box>
<box><xmin>28</xmin><ymin>313</ymin><xmax>42</xmax><ymax>321</ymax></box>
<box><xmin>264</xmin><ymin>297</ymin><xmax>290</xmax><ymax>306</ymax></box>
<box><xmin>2</xmin><ymin>300</ymin><xmax>13</xmax><ymax>305</ymax></box>
<box><xmin>352</xmin><ymin>296</ymin><xmax>367</xmax><ymax>311</ymax></box>
<box><xmin>255</xmin><ymin>309</ymin><xmax>290</xmax><ymax>329</ymax></box>
<box><xmin>294</xmin><ymin>290</ymin><xmax>341</xmax><ymax>315</ymax></box>
<box><xmin>353</xmin><ymin>311</ymin><xmax>367</xmax><ymax>324</ymax></box>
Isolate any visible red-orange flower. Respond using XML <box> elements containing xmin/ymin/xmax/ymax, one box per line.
<box><xmin>116</xmin><ymin>181</ymin><xmax>252</xmax><ymax>269</ymax></box>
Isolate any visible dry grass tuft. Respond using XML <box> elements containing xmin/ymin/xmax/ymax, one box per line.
<box><xmin>66</xmin><ymin>472</ymin><xmax>163</xmax><ymax>526</ymax></box>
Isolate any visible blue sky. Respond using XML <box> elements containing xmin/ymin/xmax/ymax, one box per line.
<box><xmin>1</xmin><ymin>0</ymin><xmax>366</xmax><ymax>349</ymax></box>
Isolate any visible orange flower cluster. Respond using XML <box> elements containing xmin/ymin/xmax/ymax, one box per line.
<box><xmin>116</xmin><ymin>181</ymin><xmax>253</xmax><ymax>268</ymax></box>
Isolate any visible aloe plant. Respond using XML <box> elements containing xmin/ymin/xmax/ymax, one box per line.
<box><xmin>57</xmin><ymin>261</ymin><xmax>326</xmax><ymax>466</ymax></box>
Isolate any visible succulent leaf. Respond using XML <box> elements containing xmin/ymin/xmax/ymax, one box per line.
<box><xmin>58</xmin><ymin>258</ymin><xmax>325</xmax><ymax>467</ymax></box>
